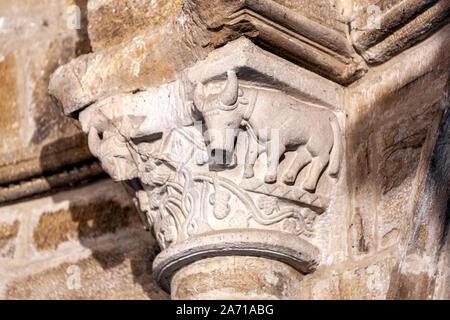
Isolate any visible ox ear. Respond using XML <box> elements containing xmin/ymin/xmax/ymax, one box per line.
<box><xmin>193</xmin><ymin>82</ymin><xmax>205</xmax><ymax>112</ymax></box>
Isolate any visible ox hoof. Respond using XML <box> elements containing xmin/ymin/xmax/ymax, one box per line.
<box><xmin>244</xmin><ymin>169</ymin><xmax>254</xmax><ymax>179</ymax></box>
<box><xmin>282</xmin><ymin>175</ymin><xmax>296</xmax><ymax>185</ymax></box>
<box><xmin>301</xmin><ymin>181</ymin><xmax>316</xmax><ymax>193</ymax></box>
<box><xmin>264</xmin><ymin>175</ymin><xmax>277</xmax><ymax>184</ymax></box>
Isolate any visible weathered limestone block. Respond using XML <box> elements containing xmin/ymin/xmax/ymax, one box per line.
<box><xmin>48</xmin><ymin>22</ymin><xmax>210</xmax><ymax>115</ymax></box>
<box><xmin>33</xmin><ymin>200</ymin><xmax>139</xmax><ymax>251</ymax></box>
<box><xmin>0</xmin><ymin>221</ymin><xmax>20</xmax><ymax>259</ymax></box>
<box><xmin>337</xmin><ymin>255</ymin><xmax>397</xmax><ymax>299</ymax></box>
<box><xmin>0</xmin><ymin>54</ymin><xmax>21</xmax><ymax>155</ymax></box>
<box><xmin>0</xmin><ymin>179</ymin><xmax>168</xmax><ymax>300</ymax></box>
<box><xmin>389</xmin><ymin>108</ymin><xmax>450</xmax><ymax>300</ymax></box>
<box><xmin>346</xmin><ymin>24</ymin><xmax>450</xmax><ymax>257</ymax></box>
<box><xmin>0</xmin><ymin>0</ymin><xmax>101</xmax><ymax>204</ymax></box>
<box><xmin>351</xmin><ymin>0</ymin><xmax>450</xmax><ymax>64</ymax></box>
<box><xmin>434</xmin><ymin>229</ymin><xmax>449</xmax><ymax>299</ymax></box>
<box><xmin>171</xmin><ymin>256</ymin><xmax>303</xmax><ymax>299</ymax></box>
<box><xmin>4</xmin><ymin>242</ymin><xmax>167</xmax><ymax>300</ymax></box>
<box><xmin>87</xmin><ymin>0</ymin><xmax>185</xmax><ymax>51</ymax></box>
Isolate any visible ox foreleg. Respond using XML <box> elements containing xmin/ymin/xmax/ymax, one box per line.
<box><xmin>264</xmin><ymin>140</ymin><xmax>285</xmax><ymax>184</ymax></box>
<box><xmin>244</xmin><ymin>134</ymin><xmax>260</xmax><ymax>178</ymax></box>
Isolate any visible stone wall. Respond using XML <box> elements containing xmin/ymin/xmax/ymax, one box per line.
<box><xmin>0</xmin><ymin>180</ymin><xmax>167</xmax><ymax>299</ymax></box>
<box><xmin>0</xmin><ymin>0</ymin><xmax>101</xmax><ymax>202</ymax></box>
<box><xmin>0</xmin><ymin>0</ymin><xmax>167</xmax><ymax>300</ymax></box>
<box><xmin>0</xmin><ymin>0</ymin><xmax>448</xmax><ymax>300</ymax></box>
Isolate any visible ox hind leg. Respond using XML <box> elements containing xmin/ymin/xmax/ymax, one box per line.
<box><xmin>282</xmin><ymin>146</ymin><xmax>311</xmax><ymax>185</ymax></box>
<box><xmin>302</xmin><ymin>153</ymin><xmax>329</xmax><ymax>192</ymax></box>
<box><xmin>302</xmin><ymin>141</ymin><xmax>330</xmax><ymax>192</ymax></box>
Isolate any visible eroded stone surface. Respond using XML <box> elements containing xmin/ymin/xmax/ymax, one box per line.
<box><xmin>5</xmin><ymin>243</ymin><xmax>168</xmax><ymax>300</ymax></box>
<box><xmin>33</xmin><ymin>200</ymin><xmax>139</xmax><ymax>251</ymax></box>
<box><xmin>0</xmin><ymin>0</ymin><xmax>97</xmax><ymax>201</ymax></box>
<box><xmin>171</xmin><ymin>256</ymin><xmax>303</xmax><ymax>300</ymax></box>
<box><xmin>0</xmin><ymin>220</ymin><xmax>20</xmax><ymax>258</ymax></box>
<box><xmin>0</xmin><ymin>54</ymin><xmax>21</xmax><ymax>155</ymax></box>
<box><xmin>0</xmin><ymin>179</ymin><xmax>168</xmax><ymax>300</ymax></box>
<box><xmin>87</xmin><ymin>0</ymin><xmax>185</xmax><ymax>51</ymax></box>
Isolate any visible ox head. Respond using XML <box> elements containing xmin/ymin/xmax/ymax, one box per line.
<box><xmin>193</xmin><ymin>70</ymin><xmax>243</xmax><ymax>166</ymax></box>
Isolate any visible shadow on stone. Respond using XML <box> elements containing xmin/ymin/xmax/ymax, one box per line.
<box><xmin>37</xmin><ymin>136</ymin><xmax>167</xmax><ymax>299</ymax></box>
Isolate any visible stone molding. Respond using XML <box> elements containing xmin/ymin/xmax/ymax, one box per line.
<box><xmin>186</xmin><ymin>38</ymin><xmax>344</xmax><ymax>111</ymax></box>
<box><xmin>0</xmin><ymin>161</ymin><xmax>105</xmax><ymax>205</ymax></box>
<box><xmin>47</xmin><ymin>0</ymin><xmax>450</xmax><ymax>118</ymax></box>
<box><xmin>153</xmin><ymin>229</ymin><xmax>319</xmax><ymax>292</ymax></box>
<box><xmin>351</xmin><ymin>0</ymin><xmax>450</xmax><ymax>64</ymax></box>
<box><xmin>223</xmin><ymin>0</ymin><xmax>366</xmax><ymax>84</ymax></box>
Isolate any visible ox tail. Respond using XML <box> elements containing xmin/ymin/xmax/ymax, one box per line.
<box><xmin>328</xmin><ymin>115</ymin><xmax>342</xmax><ymax>177</ymax></box>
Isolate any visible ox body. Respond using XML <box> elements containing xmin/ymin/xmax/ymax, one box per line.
<box><xmin>193</xmin><ymin>71</ymin><xmax>342</xmax><ymax>192</ymax></box>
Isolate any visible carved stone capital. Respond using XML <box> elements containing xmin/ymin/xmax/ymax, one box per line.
<box><xmin>52</xmin><ymin>38</ymin><xmax>349</xmax><ymax>296</ymax></box>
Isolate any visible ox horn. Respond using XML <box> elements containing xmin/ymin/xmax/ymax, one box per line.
<box><xmin>220</xmin><ymin>70</ymin><xmax>238</xmax><ymax>107</ymax></box>
<box><xmin>193</xmin><ymin>82</ymin><xmax>205</xmax><ymax>112</ymax></box>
